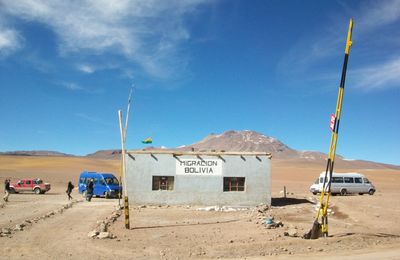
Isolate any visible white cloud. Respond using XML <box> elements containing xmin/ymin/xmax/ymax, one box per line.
<box><xmin>350</xmin><ymin>57</ymin><xmax>400</xmax><ymax>91</ymax></box>
<box><xmin>0</xmin><ymin>27</ymin><xmax>22</xmax><ymax>56</ymax></box>
<box><xmin>1</xmin><ymin>0</ymin><xmax>210</xmax><ymax>79</ymax></box>
<box><xmin>357</xmin><ymin>0</ymin><xmax>400</xmax><ymax>31</ymax></box>
<box><xmin>61</xmin><ymin>82</ymin><xmax>85</xmax><ymax>91</ymax></box>
<box><xmin>78</xmin><ymin>64</ymin><xmax>95</xmax><ymax>74</ymax></box>
<box><xmin>277</xmin><ymin>0</ymin><xmax>400</xmax><ymax>91</ymax></box>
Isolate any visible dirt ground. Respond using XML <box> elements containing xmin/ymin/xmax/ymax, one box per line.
<box><xmin>1</xmin><ymin>155</ymin><xmax>400</xmax><ymax>259</ymax></box>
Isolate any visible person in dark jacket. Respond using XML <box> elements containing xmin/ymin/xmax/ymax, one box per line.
<box><xmin>86</xmin><ymin>179</ymin><xmax>94</xmax><ymax>202</ymax></box>
<box><xmin>66</xmin><ymin>181</ymin><xmax>74</xmax><ymax>200</ymax></box>
<box><xmin>3</xmin><ymin>179</ymin><xmax>10</xmax><ymax>202</ymax></box>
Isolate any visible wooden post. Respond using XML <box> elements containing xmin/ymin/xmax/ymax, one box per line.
<box><xmin>284</xmin><ymin>186</ymin><xmax>287</xmax><ymax>198</ymax></box>
<box><xmin>118</xmin><ymin>110</ymin><xmax>130</xmax><ymax>229</ymax></box>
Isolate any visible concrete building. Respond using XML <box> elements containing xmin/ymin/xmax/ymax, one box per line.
<box><xmin>125</xmin><ymin>150</ymin><xmax>272</xmax><ymax>206</ymax></box>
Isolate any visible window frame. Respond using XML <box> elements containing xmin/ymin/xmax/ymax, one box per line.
<box><xmin>223</xmin><ymin>177</ymin><xmax>246</xmax><ymax>192</ymax></box>
<box><xmin>344</xmin><ymin>177</ymin><xmax>354</xmax><ymax>183</ymax></box>
<box><xmin>152</xmin><ymin>176</ymin><xmax>174</xmax><ymax>191</ymax></box>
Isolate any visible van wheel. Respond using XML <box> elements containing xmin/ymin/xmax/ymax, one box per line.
<box><xmin>10</xmin><ymin>188</ymin><xmax>16</xmax><ymax>194</ymax></box>
<box><xmin>312</xmin><ymin>192</ymin><xmax>317</xmax><ymax>195</ymax></box>
<box><xmin>105</xmin><ymin>192</ymin><xmax>110</xmax><ymax>199</ymax></box>
<box><xmin>359</xmin><ymin>193</ymin><xmax>363</xmax><ymax>195</ymax></box>
<box><xmin>34</xmin><ymin>188</ymin><xmax>41</xmax><ymax>195</ymax></box>
<box><xmin>368</xmin><ymin>189</ymin><xmax>375</xmax><ymax>195</ymax></box>
<box><xmin>340</xmin><ymin>189</ymin><xmax>347</xmax><ymax>196</ymax></box>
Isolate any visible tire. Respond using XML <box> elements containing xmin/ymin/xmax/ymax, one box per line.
<box><xmin>368</xmin><ymin>189</ymin><xmax>375</xmax><ymax>195</ymax></box>
<box><xmin>9</xmin><ymin>188</ymin><xmax>16</xmax><ymax>194</ymax></box>
<box><xmin>340</xmin><ymin>189</ymin><xmax>347</xmax><ymax>196</ymax></box>
<box><xmin>359</xmin><ymin>193</ymin><xmax>363</xmax><ymax>195</ymax></box>
<box><xmin>105</xmin><ymin>192</ymin><xmax>110</xmax><ymax>199</ymax></box>
<box><xmin>312</xmin><ymin>192</ymin><xmax>317</xmax><ymax>195</ymax></box>
<box><xmin>34</xmin><ymin>188</ymin><xmax>41</xmax><ymax>195</ymax></box>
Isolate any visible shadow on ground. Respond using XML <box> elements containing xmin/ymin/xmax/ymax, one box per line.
<box><xmin>272</xmin><ymin>197</ymin><xmax>314</xmax><ymax>206</ymax></box>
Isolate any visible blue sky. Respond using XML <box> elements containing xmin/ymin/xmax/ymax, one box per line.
<box><xmin>0</xmin><ymin>0</ymin><xmax>399</xmax><ymax>165</ymax></box>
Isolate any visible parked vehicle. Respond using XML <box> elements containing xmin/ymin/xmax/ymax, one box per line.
<box><xmin>78</xmin><ymin>171</ymin><xmax>122</xmax><ymax>199</ymax></box>
<box><xmin>9</xmin><ymin>178</ymin><xmax>51</xmax><ymax>194</ymax></box>
<box><xmin>310</xmin><ymin>172</ymin><xmax>375</xmax><ymax>196</ymax></box>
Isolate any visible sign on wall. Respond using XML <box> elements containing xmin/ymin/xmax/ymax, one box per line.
<box><xmin>176</xmin><ymin>159</ymin><xmax>222</xmax><ymax>176</ymax></box>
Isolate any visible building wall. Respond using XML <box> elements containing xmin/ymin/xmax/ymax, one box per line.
<box><xmin>125</xmin><ymin>152</ymin><xmax>271</xmax><ymax>206</ymax></box>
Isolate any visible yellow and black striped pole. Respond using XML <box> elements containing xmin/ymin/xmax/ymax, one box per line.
<box><xmin>313</xmin><ymin>19</ymin><xmax>353</xmax><ymax>238</ymax></box>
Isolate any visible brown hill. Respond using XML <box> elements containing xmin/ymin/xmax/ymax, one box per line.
<box><xmin>85</xmin><ymin>150</ymin><xmax>121</xmax><ymax>160</ymax></box>
<box><xmin>176</xmin><ymin>130</ymin><xmax>400</xmax><ymax>170</ymax></box>
<box><xmin>177</xmin><ymin>130</ymin><xmax>298</xmax><ymax>158</ymax></box>
<box><xmin>0</xmin><ymin>150</ymin><xmax>74</xmax><ymax>157</ymax></box>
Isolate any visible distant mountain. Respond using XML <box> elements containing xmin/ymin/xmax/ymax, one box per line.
<box><xmin>1</xmin><ymin>130</ymin><xmax>398</xmax><ymax>169</ymax></box>
<box><xmin>177</xmin><ymin>130</ymin><xmax>298</xmax><ymax>158</ymax></box>
<box><xmin>176</xmin><ymin>130</ymin><xmax>400</xmax><ymax>170</ymax></box>
<box><xmin>85</xmin><ymin>150</ymin><xmax>122</xmax><ymax>160</ymax></box>
<box><xmin>0</xmin><ymin>150</ymin><xmax>74</xmax><ymax>157</ymax></box>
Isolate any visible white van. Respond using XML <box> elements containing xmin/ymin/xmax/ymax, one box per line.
<box><xmin>309</xmin><ymin>172</ymin><xmax>375</xmax><ymax>196</ymax></box>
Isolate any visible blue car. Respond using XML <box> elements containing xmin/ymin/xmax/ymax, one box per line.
<box><xmin>78</xmin><ymin>171</ymin><xmax>122</xmax><ymax>199</ymax></box>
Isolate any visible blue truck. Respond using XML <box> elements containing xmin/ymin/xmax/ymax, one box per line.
<box><xmin>78</xmin><ymin>171</ymin><xmax>122</xmax><ymax>199</ymax></box>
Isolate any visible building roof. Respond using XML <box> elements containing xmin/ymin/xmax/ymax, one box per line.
<box><xmin>127</xmin><ymin>149</ymin><xmax>272</xmax><ymax>158</ymax></box>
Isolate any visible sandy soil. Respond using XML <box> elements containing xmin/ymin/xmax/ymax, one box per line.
<box><xmin>1</xmin><ymin>155</ymin><xmax>400</xmax><ymax>259</ymax></box>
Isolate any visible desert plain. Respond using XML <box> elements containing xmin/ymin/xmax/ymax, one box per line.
<box><xmin>1</xmin><ymin>154</ymin><xmax>400</xmax><ymax>259</ymax></box>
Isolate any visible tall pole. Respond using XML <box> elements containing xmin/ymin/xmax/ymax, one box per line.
<box><xmin>314</xmin><ymin>19</ymin><xmax>354</xmax><ymax>238</ymax></box>
<box><xmin>118</xmin><ymin>110</ymin><xmax>130</xmax><ymax>229</ymax></box>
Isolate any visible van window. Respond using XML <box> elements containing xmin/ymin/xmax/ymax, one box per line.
<box><xmin>80</xmin><ymin>177</ymin><xmax>86</xmax><ymax>184</ymax></box>
<box><xmin>314</xmin><ymin>178</ymin><xmax>319</xmax><ymax>184</ymax></box>
<box><xmin>332</xmin><ymin>177</ymin><xmax>343</xmax><ymax>183</ymax></box>
<box><xmin>354</xmin><ymin>177</ymin><xmax>362</xmax><ymax>183</ymax></box>
<box><xmin>363</xmin><ymin>178</ymin><xmax>370</xmax><ymax>184</ymax></box>
<box><xmin>319</xmin><ymin>177</ymin><xmax>326</xmax><ymax>183</ymax></box>
<box><xmin>104</xmin><ymin>177</ymin><xmax>119</xmax><ymax>185</ymax></box>
<box><xmin>344</xmin><ymin>177</ymin><xmax>354</xmax><ymax>183</ymax></box>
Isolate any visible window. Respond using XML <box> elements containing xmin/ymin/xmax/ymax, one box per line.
<box><xmin>34</xmin><ymin>179</ymin><xmax>43</xmax><ymax>184</ymax></box>
<box><xmin>363</xmin><ymin>178</ymin><xmax>370</xmax><ymax>184</ymax></box>
<box><xmin>79</xmin><ymin>177</ymin><xmax>86</xmax><ymax>184</ymax></box>
<box><xmin>354</xmin><ymin>177</ymin><xmax>362</xmax><ymax>183</ymax></box>
<box><xmin>152</xmin><ymin>176</ymin><xmax>174</xmax><ymax>191</ymax></box>
<box><xmin>344</xmin><ymin>177</ymin><xmax>354</xmax><ymax>183</ymax></box>
<box><xmin>26</xmin><ymin>180</ymin><xmax>31</xmax><ymax>185</ymax></box>
<box><xmin>332</xmin><ymin>177</ymin><xmax>344</xmax><ymax>183</ymax></box>
<box><xmin>104</xmin><ymin>177</ymin><xmax>119</xmax><ymax>185</ymax></box>
<box><xmin>223</xmin><ymin>177</ymin><xmax>245</xmax><ymax>192</ymax></box>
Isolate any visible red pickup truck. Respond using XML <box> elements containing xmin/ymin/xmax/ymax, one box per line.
<box><xmin>9</xmin><ymin>179</ymin><xmax>51</xmax><ymax>194</ymax></box>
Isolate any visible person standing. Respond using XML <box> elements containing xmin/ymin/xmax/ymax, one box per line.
<box><xmin>3</xmin><ymin>179</ymin><xmax>10</xmax><ymax>202</ymax></box>
<box><xmin>66</xmin><ymin>181</ymin><xmax>74</xmax><ymax>200</ymax></box>
<box><xmin>86</xmin><ymin>179</ymin><xmax>94</xmax><ymax>202</ymax></box>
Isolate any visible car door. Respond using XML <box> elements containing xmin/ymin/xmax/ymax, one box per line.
<box><xmin>353</xmin><ymin>177</ymin><xmax>363</xmax><ymax>193</ymax></box>
<box><xmin>92</xmin><ymin>177</ymin><xmax>103</xmax><ymax>196</ymax></box>
<box><xmin>18</xmin><ymin>180</ymin><xmax>27</xmax><ymax>192</ymax></box>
